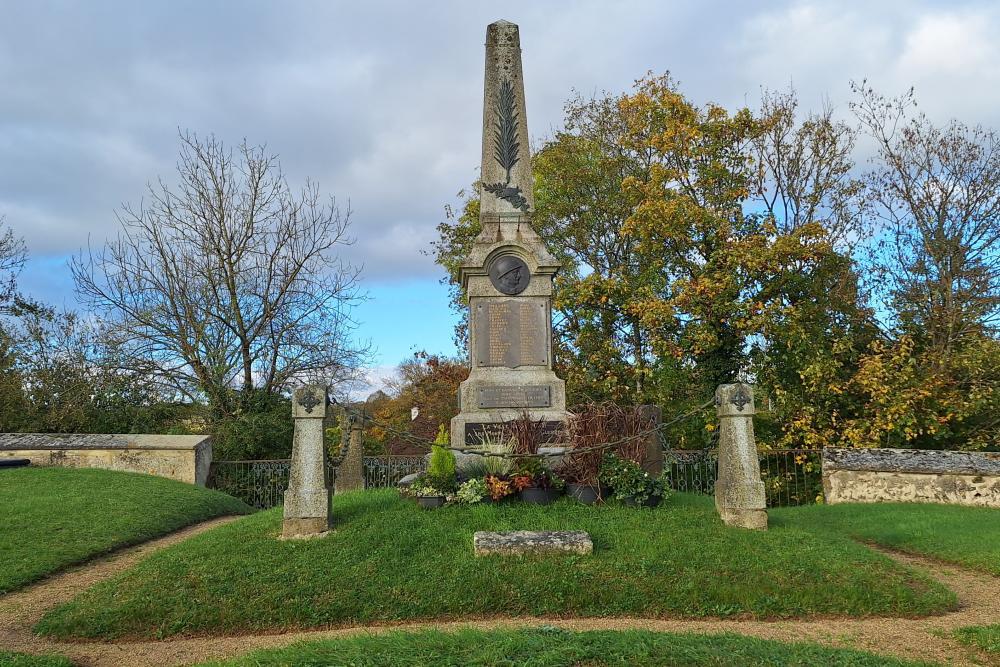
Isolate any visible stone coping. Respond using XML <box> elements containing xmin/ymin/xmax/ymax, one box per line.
<box><xmin>823</xmin><ymin>447</ymin><xmax>1000</xmax><ymax>476</ymax></box>
<box><xmin>0</xmin><ymin>433</ymin><xmax>211</xmax><ymax>452</ymax></box>
<box><xmin>473</xmin><ymin>530</ymin><xmax>593</xmax><ymax>556</ymax></box>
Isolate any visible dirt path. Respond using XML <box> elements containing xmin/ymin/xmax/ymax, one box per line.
<box><xmin>1</xmin><ymin>523</ymin><xmax>996</xmax><ymax>667</ymax></box>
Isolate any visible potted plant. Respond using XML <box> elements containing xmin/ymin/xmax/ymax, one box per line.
<box><xmin>557</xmin><ymin>447</ymin><xmax>605</xmax><ymax>505</ymax></box>
<box><xmin>600</xmin><ymin>453</ymin><xmax>666</xmax><ymax>507</ymax></box>
<box><xmin>513</xmin><ymin>458</ymin><xmax>564</xmax><ymax>505</ymax></box>
<box><xmin>407</xmin><ymin>476</ymin><xmax>446</xmax><ymax>509</ymax></box>
<box><xmin>454</xmin><ymin>477</ymin><xmax>488</xmax><ymax>504</ymax></box>
<box><xmin>484</xmin><ymin>474</ymin><xmax>514</xmax><ymax>502</ymax></box>
<box><xmin>414</xmin><ymin>442</ymin><xmax>457</xmax><ymax>509</ymax></box>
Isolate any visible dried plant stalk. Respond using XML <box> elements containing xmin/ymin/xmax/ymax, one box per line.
<box><xmin>508</xmin><ymin>410</ymin><xmax>548</xmax><ymax>456</ymax></box>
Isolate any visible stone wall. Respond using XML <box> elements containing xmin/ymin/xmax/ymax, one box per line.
<box><xmin>822</xmin><ymin>447</ymin><xmax>1000</xmax><ymax>508</ymax></box>
<box><xmin>0</xmin><ymin>433</ymin><xmax>213</xmax><ymax>486</ymax></box>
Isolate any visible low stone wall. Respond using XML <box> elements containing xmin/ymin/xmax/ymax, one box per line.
<box><xmin>822</xmin><ymin>447</ymin><xmax>1000</xmax><ymax>508</ymax></box>
<box><xmin>0</xmin><ymin>433</ymin><xmax>213</xmax><ymax>486</ymax></box>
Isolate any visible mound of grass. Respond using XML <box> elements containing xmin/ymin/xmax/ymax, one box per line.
<box><xmin>0</xmin><ymin>466</ymin><xmax>252</xmax><ymax>593</ymax></box>
<box><xmin>200</xmin><ymin>628</ymin><xmax>931</xmax><ymax>666</ymax></box>
<box><xmin>37</xmin><ymin>490</ymin><xmax>954</xmax><ymax>640</ymax></box>
<box><xmin>774</xmin><ymin>502</ymin><xmax>1000</xmax><ymax>575</ymax></box>
<box><xmin>955</xmin><ymin>624</ymin><xmax>1000</xmax><ymax>655</ymax></box>
<box><xmin>0</xmin><ymin>652</ymin><xmax>73</xmax><ymax>667</ymax></box>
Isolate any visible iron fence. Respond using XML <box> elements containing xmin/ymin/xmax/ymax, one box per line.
<box><xmin>662</xmin><ymin>450</ymin><xmax>719</xmax><ymax>495</ymax></box>
<box><xmin>363</xmin><ymin>456</ymin><xmax>425</xmax><ymax>488</ymax></box>
<box><xmin>208</xmin><ymin>449</ymin><xmax>821</xmax><ymax>509</ymax></box>
<box><xmin>662</xmin><ymin>448</ymin><xmax>823</xmax><ymax>506</ymax></box>
<box><xmin>207</xmin><ymin>456</ymin><xmax>427</xmax><ymax>510</ymax></box>
<box><xmin>206</xmin><ymin>459</ymin><xmax>295</xmax><ymax>510</ymax></box>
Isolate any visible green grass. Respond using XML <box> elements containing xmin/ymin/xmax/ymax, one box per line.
<box><xmin>36</xmin><ymin>490</ymin><xmax>955</xmax><ymax>640</ymax></box>
<box><xmin>954</xmin><ymin>624</ymin><xmax>1000</xmax><ymax>655</ymax></box>
<box><xmin>199</xmin><ymin>628</ymin><xmax>933</xmax><ymax>666</ymax></box>
<box><xmin>0</xmin><ymin>652</ymin><xmax>73</xmax><ymax>667</ymax></box>
<box><xmin>773</xmin><ymin>502</ymin><xmax>1000</xmax><ymax>575</ymax></box>
<box><xmin>0</xmin><ymin>466</ymin><xmax>252</xmax><ymax>593</ymax></box>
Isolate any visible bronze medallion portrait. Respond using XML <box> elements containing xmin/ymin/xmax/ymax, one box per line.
<box><xmin>488</xmin><ymin>255</ymin><xmax>530</xmax><ymax>295</ymax></box>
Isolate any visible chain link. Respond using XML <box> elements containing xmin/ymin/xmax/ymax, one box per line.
<box><xmin>335</xmin><ymin>398</ymin><xmax>715</xmax><ymax>460</ymax></box>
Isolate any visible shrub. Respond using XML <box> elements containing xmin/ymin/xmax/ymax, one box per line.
<box><xmin>600</xmin><ymin>453</ymin><xmax>666</xmax><ymax>504</ymax></box>
<box><xmin>484</xmin><ymin>474</ymin><xmax>514</xmax><ymax>501</ymax></box>
<box><xmin>514</xmin><ymin>458</ymin><xmax>564</xmax><ymax>490</ymax></box>
<box><xmin>475</xmin><ymin>431</ymin><xmax>515</xmax><ymax>477</ymax></box>
<box><xmin>559</xmin><ymin>404</ymin><xmax>659</xmax><ymax>486</ymax></box>
<box><xmin>557</xmin><ymin>447</ymin><xmax>603</xmax><ymax>486</ymax></box>
<box><xmin>453</xmin><ymin>478</ymin><xmax>488</xmax><ymax>504</ymax></box>
<box><xmin>405</xmin><ymin>474</ymin><xmax>446</xmax><ymax>498</ymax></box>
<box><xmin>426</xmin><ymin>444</ymin><xmax>457</xmax><ymax>492</ymax></box>
<box><xmin>508</xmin><ymin>411</ymin><xmax>550</xmax><ymax>456</ymax></box>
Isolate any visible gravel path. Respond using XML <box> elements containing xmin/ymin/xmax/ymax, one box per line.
<box><xmin>1</xmin><ymin>519</ymin><xmax>996</xmax><ymax>667</ymax></box>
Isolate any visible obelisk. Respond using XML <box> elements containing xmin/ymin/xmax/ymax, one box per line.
<box><xmin>450</xmin><ymin>20</ymin><xmax>568</xmax><ymax>447</ymax></box>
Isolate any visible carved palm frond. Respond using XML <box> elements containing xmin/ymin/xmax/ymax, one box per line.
<box><xmin>493</xmin><ymin>78</ymin><xmax>520</xmax><ymax>182</ymax></box>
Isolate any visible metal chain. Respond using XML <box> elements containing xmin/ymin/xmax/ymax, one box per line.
<box><xmin>340</xmin><ymin>398</ymin><xmax>716</xmax><ymax>460</ymax></box>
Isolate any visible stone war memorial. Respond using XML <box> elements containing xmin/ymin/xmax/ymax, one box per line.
<box><xmin>451</xmin><ymin>20</ymin><xmax>569</xmax><ymax>448</ymax></box>
<box><xmin>5</xmin><ymin>12</ymin><xmax>1000</xmax><ymax>667</ymax></box>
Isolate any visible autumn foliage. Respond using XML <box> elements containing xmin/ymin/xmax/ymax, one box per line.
<box><xmin>435</xmin><ymin>74</ymin><xmax>1000</xmax><ymax>452</ymax></box>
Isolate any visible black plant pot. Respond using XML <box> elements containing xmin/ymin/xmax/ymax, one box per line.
<box><xmin>621</xmin><ymin>494</ymin><xmax>662</xmax><ymax>508</ymax></box>
<box><xmin>417</xmin><ymin>495</ymin><xmax>446</xmax><ymax>509</ymax></box>
<box><xmin>566</xmin><ymin>483</ymin><xmax>605</xmax><ymax>505</ymax></box>
<box><xmin>520</xmin><ymin>487</ymin><xmax>561</xmax><ymax>505</ymax></box>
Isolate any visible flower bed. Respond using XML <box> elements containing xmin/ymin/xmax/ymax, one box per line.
<box><xmin>402</xmin><ymin>408</ymin><xmax>671</xmax><ymax>509</ymax></box>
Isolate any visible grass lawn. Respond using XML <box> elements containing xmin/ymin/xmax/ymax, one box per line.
<box><xmin>0</xmin><ymin>653</ymin><xmax>73</xmax><ymax>667</ymax></box>
<box><xmin>0</xmin><ymin>466</ymin><xmax>252</xmax><ymax>593</ymax></box>
<box><xmin>954</xmin><ymin>624</ymin><xmax>1000</xmax><ymax>655</ymax></box>
<box><xmin>36</xmin><ymin>490</ymin><xmax>955</xmax><ymax>640</ymax></box>
<box><xmin>773</xmin><ymin>502</ymin><xmax>1000</xmax><ymax>575</ymax></box>
<box><xmin>200</xmin><ymin>628</ymin><xmax>932</xmax><ymax>666</ymax></box>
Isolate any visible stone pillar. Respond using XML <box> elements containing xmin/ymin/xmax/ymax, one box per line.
<box><xmin>335</xmin><ymin>412</ymin><xmax>365</xmax><ymax>493</ymax></box>
<box><xmin>714</xmin><ymin>383</ymin><xmax>767</xmax><ymax>530</ymax></box>
<box><xmin>638</xmin><ymin>405</ymin><xmax>663</xmax><ymax>476</ymax></box>
<box><xmin>281</xmin><ymin>385</ymin><xmax>332</xmax><ymax>539</ymax></box>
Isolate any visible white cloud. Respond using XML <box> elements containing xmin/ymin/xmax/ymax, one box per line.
<box><xmin>3</xmin><ymin>0</ymin><xmax>1000</xmax><ymax>298</ymax></box>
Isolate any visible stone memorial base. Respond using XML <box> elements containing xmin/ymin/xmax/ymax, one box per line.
<box><xmin>473</xmin><ymin>530</ymin><xmax>593</xmax><ymax>556</ymax></box>
<box><xmin>452</xmin><ymin>367</ymin><xmax>568</xmax><ymax>447</ymax></box>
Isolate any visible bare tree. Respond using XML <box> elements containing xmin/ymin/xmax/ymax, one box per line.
<box><xmin>72</xmin><ymin>132</ymin><xmax>367</xmax><ymax>417</ymax></box>
<box><xmin>852</xmin><ymin>82</ymin><xmax>1000</xmax><ymax>353</ymax></box>
<box><xmin>750</xmin><ymin>88</ymin><xmax>863</xmax><ymax>248</ymax></box>
<box><xmin>0</xmin><ymin>216</ymin><xmax>27</xmax><ymax>314</ymax></box>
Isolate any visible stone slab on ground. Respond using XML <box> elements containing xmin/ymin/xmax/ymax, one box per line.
<box><xmin>473</xmin><ymin>530</ymin><xmax>592</xmax><ymax>556</ymax></box>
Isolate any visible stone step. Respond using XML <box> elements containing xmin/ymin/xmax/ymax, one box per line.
<box><xmin>473</xmin><ymin>530</ymin><xmax>592</xmax><ymax>556</ymax></box>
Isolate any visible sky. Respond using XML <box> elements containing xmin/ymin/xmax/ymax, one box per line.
<box><xmin>3</xmin><ymin>0</ymin><xmax>1000</xmax><ymax>393</ymax></box>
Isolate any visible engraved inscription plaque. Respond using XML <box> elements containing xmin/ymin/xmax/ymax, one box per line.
<box><xmin>477</xmin><ymin>385</ymin><xmax>551</xmax><ymax>409</ymax></box>
<box><xmin>465</xmin><ymin>421</ymin><xmax>564</xmax><ymax>446</ymax></box>
<box><xmin>473</xmin><ymin>299</ymin><xmax>548</xmax><ymax>367</ymax></box>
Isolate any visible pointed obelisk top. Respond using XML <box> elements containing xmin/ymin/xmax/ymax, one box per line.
<box><xmin>480</xmin><ymin>19</ymin><xmax>534</xmax><ymax>219</ymax></box>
